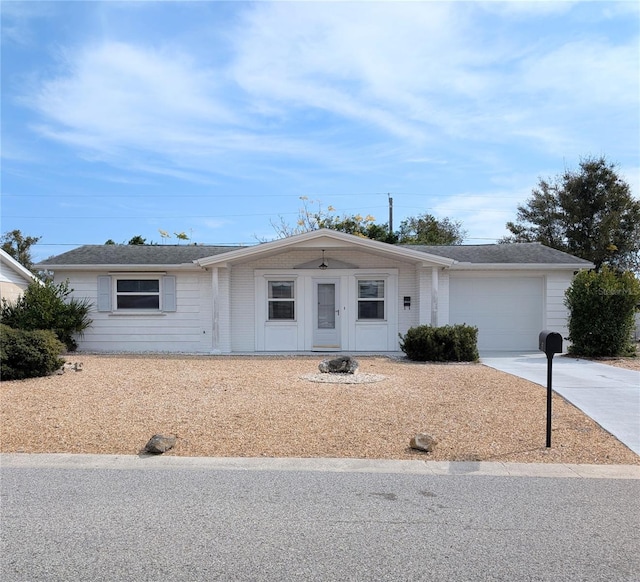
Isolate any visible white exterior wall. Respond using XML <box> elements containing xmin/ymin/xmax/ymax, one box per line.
<box><xmin>417</xmin><ymin>267</ymin><xmax>431</xmax><ymax>327</ymax></box>
<box><xmin>0</xmin><ymin>270</ymin><xmax>29</xmax><ymax>304</ymax></box>
<box><xmin>397</xmin><ymin>263</ymin><xmax>420</xmax><ymax>337</ymax></box>
<box><xmin>544</xmin><ymin>271</ymin><xmax>574</xmax><ymax>343</ymax></box>
<box><xmin>437</xmin><ymin>270</ymin><xmax>450</xmax><ymax>326</ymax></box>
<box><xmin>229</xmin><ymin>248</ymin><xmax>416</xmax><ymax>352</ymax></box>
<box><xmin>229</xmin><ymin>264</ymin><xmax>256</xmax><ymax>352</ymax></box>
<box><xmin>57</xmin><ymin>270</ymin><xmax>213</xmax><ymax>353</ymax></box>
<box><xmin>0</xmin><ymin>252</ymin><xmax>37</xmax><ymax>303</ymax></box>
<box><xmin>51</xmin><ymin>246</ymin><xmax>582</xmax><ymax>354</ymax></box>
<box><xmin>216</xmin><ymin>267</ymin><xmax>232</xmax><ymax>353</ymax></box>
<box><xmin>445</xmin><ymin>269</ymin><xmax>577</xmax><ymax>351</ymax></box>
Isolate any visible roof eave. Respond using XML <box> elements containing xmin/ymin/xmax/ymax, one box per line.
<box><xmin>34</xmin><ymin>263</ymin><xmax>206</xmax><ymax>271</ymax></box>
<box><xmin>449</xmin><ymin>262</ymin><xmax>594</xmax><ymax>271</ymax></box>
<box><xmin>1</xmin><ymin>249</ymin><xmax>43</xmax><ymax>284</ymax></box>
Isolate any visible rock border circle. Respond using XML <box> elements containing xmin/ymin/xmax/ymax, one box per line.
<box><xmin>300</xmin><ymin>372</ymin><xmax>386</xmax><ymax>384</ymax></box>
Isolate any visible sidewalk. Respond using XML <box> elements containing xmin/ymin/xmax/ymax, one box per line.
<box><xmin>482</xmin><ymin>352</ymin><xmax>640</xmax><ymax>456</ymax></box>
<box><xmin>1</xmin><ymin>452</ymin><xmax>639</xmax><ymax>479</ymax></box>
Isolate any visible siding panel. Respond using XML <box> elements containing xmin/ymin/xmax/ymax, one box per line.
<box><xmin>56</xmin><ymin>270</ymin><xmax>212</xmax><ymax>353</ymax></box>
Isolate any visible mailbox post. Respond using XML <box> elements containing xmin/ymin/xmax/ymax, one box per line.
<box><xmin>539</xmin><ymin>330</ymin><xmax>563</xmax><ymax>448</ymax></box>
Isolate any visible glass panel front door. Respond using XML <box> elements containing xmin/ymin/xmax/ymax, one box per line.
<box><xmin>317</xmin><ymin>283</ymin><xmax>335</xmax><ymax>329</ymax></box>
<box><xmin>313</xmin><ymin>279</ymin><xmax>341</xmax><ymax>350</ymax></box>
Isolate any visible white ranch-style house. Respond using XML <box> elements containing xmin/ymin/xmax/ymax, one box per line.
<box><xmin>37</xmin><ymin>229</ymin><xmax>593</xmax><ymax>354</ymax></box>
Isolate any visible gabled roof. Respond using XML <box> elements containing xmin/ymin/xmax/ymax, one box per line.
<box><xmin>195</xmin><ymin>229</ymin><xmax>455</xmax><ymax>268</ymax></box>
<box><xmin>35</xmin><ymin>230</ymin><xmax>594</xmax><ymax>270</ymax></box>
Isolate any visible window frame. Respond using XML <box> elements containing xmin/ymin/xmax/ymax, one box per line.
<box><xmin>267</xmin><ymin>279</ymin><xmax>296</xmax><ymax>321</ymax></box>
<box><xmin>97</xmin><ymin>274</ymin><xmax>176</xmax><ymax>314</ymax></box>
<box><xmin>356</xmin><ymin>278</ymin><xmax>386</xmax><ymax>321</ymax></box>
<box><xmin>115</xmin><ymin>277</ymin><xmax>161</xmax><ymax>311</ymax></box>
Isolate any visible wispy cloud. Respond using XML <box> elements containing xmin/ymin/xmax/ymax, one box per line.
<box><xmin>0</xmin><ymin>1</ymin><xmax>53</xmax><ymax>46</ymax></box>
<box><xmin>15</xmin><ymin>1</ymin><xmax>639</xmax><ymax>194</ymax></box>
<box><xmin>29</xmin><ymin>41</ymin><xmax>234</xmax><ymax>143</ymax></box>
<box><xmin>230</xmin><ymin>1</ymin><xmax>637</xmax><ymax>152</ymax></box>
<box><xmin>518</xmin><ymin>39</ymin><xmax>639</xmax><ymax>107</ymax></box>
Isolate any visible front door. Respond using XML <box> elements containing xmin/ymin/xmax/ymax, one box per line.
<box><xmin>313</xmin><ymin>279</ymin><xmax>341</xmax><ymax>350</ymax></box>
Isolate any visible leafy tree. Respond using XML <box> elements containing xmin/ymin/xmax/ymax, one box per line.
<box><xmin>1</xmin><ymin>279</ymin><xmax>92</xmax><ymax>351</ymax></box>
<box><xmin>267</xmin><ymin>197</ymin><xmax>336</xmax><ymax>238</ymax></box>
<box><xmin>1</xmin><ymin>230</ymin><xmax>41</xmax><ymax>272</ymax></box>
<box><xmin>503</xmin><ymin>156</ymin><xmax>640</xmax><ymax>271</ymax></box>
<box><xmin>396</xmin><ymin>213</ymin><xmax>466</xmax><ymax>245</ymax></box>
<box><xmin>268</xmin><ymin>197</ymin><xmax>395</xmax><ymax>240</ymax></box>
<box><xmin>107</xmin><ymin>232</ymin><xmax>192</xmax><ymax>245</ymax></box>
<box><xmin>317</xmin><ymin>213</ymin><xmax>397</xmax><ymax>243</ymax></box>
<box><xmin>267</xmin><ymin>197</ymin><xmax>460</xmax><ymax>245</ymax></box>
<box><xmin>565</xmin><ymin>267</ymin><xmax>640</xmax><ymax>357</ymax></box>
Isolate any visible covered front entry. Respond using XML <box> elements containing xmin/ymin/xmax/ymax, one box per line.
<box><xmin>254</xmin><ymin>267</ymin><xmax>399</xmax><ymax>352</ymax></box>
<box><xmin>313</xmin><ymin>278</ymin><xmax>341</xmax><ymax>350</ymax></box>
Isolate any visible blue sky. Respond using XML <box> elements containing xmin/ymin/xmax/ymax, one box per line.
<box><xmin>2</xmin><ymin>1</ymin><xmax>639</xmax><ymax>262</ymax></box>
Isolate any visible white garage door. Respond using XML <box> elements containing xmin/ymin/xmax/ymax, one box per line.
<box><xmin>449</xmin><ymin>276</ymin><xmax>543</xmax><ymax>352</ymax></box>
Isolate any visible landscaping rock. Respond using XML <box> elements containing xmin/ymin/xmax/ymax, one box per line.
<box><xmin>144</xmin><ymin>434</ymin><xmax>177</xmax><ymax>454</ymax></box>
<box><xmin>55</xmin><ymin>362</ymin><xmax>84</xmax><ymax>374</ymax></box>
<box><xmin>318</xmin><ymin>356</ymin><xmax>359</xmax><ymax>374</ymax></box>
<box><xmin>410</xmin><ymin>433</ymin><xmax>438</xmax><ymax>453</ymax></box>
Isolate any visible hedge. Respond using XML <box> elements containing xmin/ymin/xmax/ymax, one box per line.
<box><xmin>565</xmin><ymin>267</ymin><xmax>640</xmax><ymax>357</ymax></box>
<box><xmin>1</xmin><ymin>324</ymin><xmax>66</xmax><ymax>380</ymax></box>
<box><xmin>399</xmin><ymin>324</ymin><xmax>479</xmax><ymax>362</ymax></box>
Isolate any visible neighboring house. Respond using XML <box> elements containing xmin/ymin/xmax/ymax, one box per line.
<box><xmin>0</xmin><ymin>249</ymin><xmax>41</xmax><ymax>304</ymax></box>
<box><xmin>35</xmin><ymin>229</ymin><xmax>593</xmax><ymax>354</ymax></box>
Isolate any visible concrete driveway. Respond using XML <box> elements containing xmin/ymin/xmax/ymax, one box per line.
<box><xmin>481</xmin><ymin>352</ymin><xmax>640</xmax><ymax>456</ymax></box>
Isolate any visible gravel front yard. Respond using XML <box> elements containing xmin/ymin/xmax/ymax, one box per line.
<box><xmin>1</xmin><ymin>355</ymin><xmax>638</xmax><ymax>465</ymax></box>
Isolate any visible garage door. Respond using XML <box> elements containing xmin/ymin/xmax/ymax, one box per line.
<box><xmin>449</xmin><ymin>276</ymin><xmax>543</xmax><ymax>351</ymax></box>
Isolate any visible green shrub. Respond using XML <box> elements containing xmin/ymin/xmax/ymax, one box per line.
<box><xmin>565</xmin><ymin>267</ymin><xmax>640</xmax><ymax>357</ymax></box>
<box><xmin>399</xmin><ymin>324</ymin><xmax>479</xmax><ymax>362</ymax></box>
<box><xmin>1</xmin><ymin>324</ymin><xmax>65</xmax><ymax>380</ymax></box>
<box><xmin>1</xmin><ymin>279</ymin><xmax>92</xmax><ymax>351</ymax></box>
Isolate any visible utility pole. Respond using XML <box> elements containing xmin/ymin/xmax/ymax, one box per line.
<box><xmin>388</xmin><ymin>194</ymin><xmax>393</xmax><ymax>235</ymax></box>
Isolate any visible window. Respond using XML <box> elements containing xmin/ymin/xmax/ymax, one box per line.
<box><xmin>97</xmin><ymin>275</ymin><xmax>176</xmax><ymax>313</ymax></box>
<box><xmin>358</xmin><ymin>279</ymin><xmax>385</xmax><ymax>320</ymax></box>
<box><xmin>116</xmin><ymin>279</ymin><xmax>160</xmax><ymax>310</ymax></box>
<box><xmin>268</xmin><ymin>280</ymin><xmax>295</xmax><ymax>320</ymax></box>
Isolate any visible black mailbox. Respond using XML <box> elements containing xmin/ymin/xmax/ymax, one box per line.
<box><xmin>539</xmin><ymin>330</ymin><xmax>562</xmax><ymax>357</ymax></box>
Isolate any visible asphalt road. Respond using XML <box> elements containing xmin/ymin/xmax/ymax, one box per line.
<box><xmin>1</xmin><ymin>456</ymin><xmax>639</xmax><ymax>582</ymax></box>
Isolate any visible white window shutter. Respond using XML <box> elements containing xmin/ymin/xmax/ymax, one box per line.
<box><xmin>162</xmin><ymin>276</ymin><xmax>177</xmax><ymax>312</ymax></box>
<box><xmin>97</xmin><ymin>276</ymin><xmax>112</xmax><ymax>312</ymax></box>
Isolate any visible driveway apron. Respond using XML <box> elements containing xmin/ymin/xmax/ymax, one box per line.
<box><xmin>481</xmin><ymin>352</ymin><xmax>640</xmax><ymax>456</ymax></box>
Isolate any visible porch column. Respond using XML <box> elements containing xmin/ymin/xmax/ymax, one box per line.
<box><xmin>418</xmin><ymin>267</ymin><xmax>431</xmax><ymax>325</ymax></box>
<box><xmin>211</xmin><ymin>267</ymin><xmax>220</xmax><ymax>352</ymax></box>
<box><xmin>431</xmin><ymin>267</ymin><xmax>439</xmax><ymax>326</ymax></box>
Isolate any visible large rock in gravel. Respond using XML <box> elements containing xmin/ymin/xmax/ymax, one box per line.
<box><xmin>144</xmin><ymin>434</ymin><xmax>177</xmax><ymax>454</ymax></box>
<box><xmin>410</xmin><ymin>433</ymin><xmax>438</xmax><ymax>453</ymax></box>
<box><xmin>318</xmin><ymin>356</ymin><xmax>359</xmax><ymax>374</ymax></box>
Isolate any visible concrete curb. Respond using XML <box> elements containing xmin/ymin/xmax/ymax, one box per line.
<box><xmin>2</xmin><ymin>453</ymin><xmax>639</xmax><ymax>479</ymax></box>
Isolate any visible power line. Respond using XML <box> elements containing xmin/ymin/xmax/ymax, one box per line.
<box><xmin>3</xmin><ymin>192</ymin><xmax>393</xmax><ymax>199</ymax></box>
<box><xmin>2</xmin><ymin>192</ymin><xmax>526</xmax><ymax>200</ymax></box>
